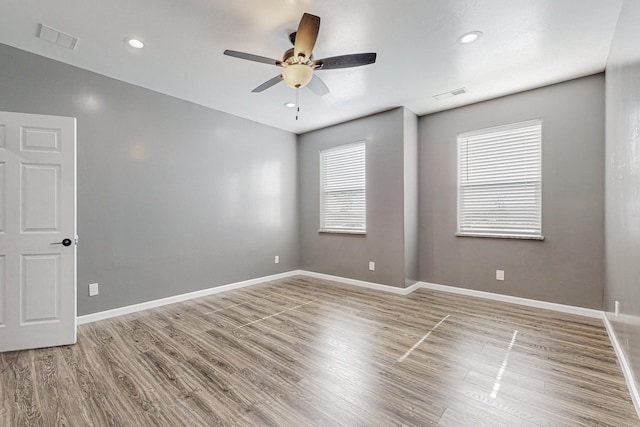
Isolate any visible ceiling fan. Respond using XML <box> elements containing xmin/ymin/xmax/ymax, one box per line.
<box><xmin>223</xmin><ymin>13</ymin><xmax>377</xmax><ymax>96</ymax></box>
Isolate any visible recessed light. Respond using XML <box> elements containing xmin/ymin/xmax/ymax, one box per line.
<box><xmin>284</xmin><ymin>102</ymin><xmax>296</xmax><ymax>108</ymax></box>
<box><xmin>458</xmin><ymin>31</ymin><xmax>482</xmax><ymax>44</ymax></box>
<box><xmin>125</xmin><ymin>37</ymin><xmax>144</xmax><ymax>49</ymax></box>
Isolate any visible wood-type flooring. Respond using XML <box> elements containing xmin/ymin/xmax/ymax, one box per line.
<box><xmin>1</xmin><ymin>276</ymin><xmax>638</xmax><ymax>426</ymax></box>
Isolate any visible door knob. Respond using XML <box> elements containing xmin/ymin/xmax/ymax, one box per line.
<box><xmin>50</xmin><ymin>238</ymin><xmax>73</xmax><ymax>246</ymax></box>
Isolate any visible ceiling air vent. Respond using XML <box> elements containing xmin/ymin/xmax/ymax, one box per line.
<box><xmin>37</xmin><ymin>24</ymin><xmax>78</xmax><ymax>50</ymax></box>
<box><xmin>433</xmin><ymin>87</ymin><xmax>468</xmax><ymax>100</ymax></box>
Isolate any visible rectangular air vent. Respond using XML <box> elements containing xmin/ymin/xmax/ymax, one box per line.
<box><xmin>433</xmin><ymin>87</ymin><xmax>468</xmax><ymax>100</ymax></box>
<box><xmin>37</xmin><ymin>24</ymin><xmax>78</xmax><ymax>50</ymax></box>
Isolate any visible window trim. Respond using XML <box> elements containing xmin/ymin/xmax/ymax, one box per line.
<box><xmin>456</xmin><ymin>119</ymin><xmax>544</xmax><ymax>240</ymax></box>
<box><xmin>318</xmin><ymin>141</ymin><xmax>367</xmax><ymax>235</ymax></box>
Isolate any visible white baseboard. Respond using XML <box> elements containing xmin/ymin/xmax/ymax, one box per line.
<box><xmin>77</xmin><ymin>270</ymin><xmax>420</xmax><ymax>325</ymax></box>
<box><xmin>418</xmin><ymin>281</ymin><xmax>602</xmax><ymax>319</ymax></box>
<box><xmin>78</xmin><ymin>271</ymin><xmax>601</xmax><ymax>324</ymax></box>
<box><xmin>297</xmin><ymin>272</ymin><xmax>601</xmax><ymax>319</ymax></box>
<box><xmin>76</xmin><ymin>270</ymin><xmax>300</xmax><ymax>325</ymax></box>
<box><xmin>602</xmin><ymin>313</ymin><xmax>640</xmax><ymax>419</ymax></box>
<box><xmin>298</xmin><ymin>270</ymin><xmax>422</xmax><ymax>295</ymax></box>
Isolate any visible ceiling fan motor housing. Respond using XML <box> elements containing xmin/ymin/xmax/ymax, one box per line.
<box><xmin>282</xmin><ymin>48</ymin><xmax>313</xmax><ymax>63</ymax></box>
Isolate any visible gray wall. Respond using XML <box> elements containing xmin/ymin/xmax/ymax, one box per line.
<box><xmin>419</xmin><ymin>74</ymin><xmax>605</xmax><ymax>309</ymax></box>
<box><xmin>0</xmin><ymin>43</ymin><xmax>298</xmax><ymax>316</ymax></box>
<box><xmin>604</xmin><ymin>0</ymin><xmax>640</xmax><ymax>394</ymax></box>
<box><xmin>0</xmin><ymin>41</ymin><xmax>611</xmax><ymax>317</ymax></box>
<box><xmin>298</xmin><ymin>108</ymin><xmax>409</xmax><ymax>287</ymax></box>
<box><xmin>403</xmin><ymin>108</ymin><xmax>419</xmax><ymax>286</ymax></box>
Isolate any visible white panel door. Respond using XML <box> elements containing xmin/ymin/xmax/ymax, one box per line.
<box><xmin>0</xmin><ymin>111</ymin><xmax>76</xmax><ymax>352</ymax></box>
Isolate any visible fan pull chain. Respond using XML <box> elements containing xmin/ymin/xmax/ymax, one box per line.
<box><xmin>295</xmin><ymin>89</ymin><xmax>300</xmax><ymax>120</ymax></box>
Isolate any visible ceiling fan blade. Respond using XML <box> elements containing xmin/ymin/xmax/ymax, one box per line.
<box><xmin>224</xmin><ymin>50</ymin><xmax>283</xmax><ymax>66</ymax></box>
<box><xmin>307</xmin><ymin>74</ymin><xmax>330</xmax><ymax>96</ymax></box>
<box><xmin>313</xmin><ymin>53</ymin><xmax>377</xmax><ymax>70</ymax></box>
<box><xmin>293</xmin><ymin>13</ymin><xmax>320</xmax><ymax>60</ymax></box>
<box><xmin>251</xmin><ymin>75</ymin><xmax>283</xmax><ymax>92</ymax></box>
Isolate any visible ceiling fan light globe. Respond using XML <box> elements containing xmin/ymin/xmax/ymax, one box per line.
<box><xmin>282</xmin><ymin>64</ymin><xmax>313</xmax><ymax>89</ymax></box>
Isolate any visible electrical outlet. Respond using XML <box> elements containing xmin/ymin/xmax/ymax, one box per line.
<box><xmin>496</xmin><ymin>270</ymin><xmax>504</xmax><ymax>281</ymax></box>
<box><xmin>369</xmin><ymin>261</ymin><xmax>375</xmax><ymax>271</ymax></box>
<box><xmin>89</xmin><ymin>283</ymin><xmax>99</xmax><ymax>296</ymax></box>
<box><xmin>615</xmin><ymin>301</ymin><xmax>620</xmax><ymax>317</ymax></box>
<box><xmin>274</xmin><ymin>255</ymin><xmax>279</xmax><ymax>264</ymax></box>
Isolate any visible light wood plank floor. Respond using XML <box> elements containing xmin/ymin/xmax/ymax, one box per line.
<box><xmin>1</xmin><ymin>276</ymin><xmax>638</xmax><ymax>426</ymax></box>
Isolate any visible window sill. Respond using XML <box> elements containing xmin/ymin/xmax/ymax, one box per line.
<box><xmin>455</xmin><ymin>232</ymin><xmax>545</xmax><ymax>241</ymax></box>
<box><xmin>318</xmin><ymin>229</ymin><xmax>366</xmax><ymax>235</ymax></box>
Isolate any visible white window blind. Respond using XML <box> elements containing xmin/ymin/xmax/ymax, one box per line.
<box><xmin>319</xmin><ymin>142</ymin><xmax>366</xmax><ymax>234</ymax></box>
<box><xmin>457</xmin><ymin>120</ymin><xmax>543</xmax><ymax>239</ymax></box>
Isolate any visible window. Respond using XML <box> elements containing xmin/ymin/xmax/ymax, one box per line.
<box><xmin>457</xmin><ymin>120</ymin><xmax>543</xmax><ymax>239</ymax></box>
<box><xmin>319</xmin><ymin>142</ymin><xmax>366</xmax><ymax>234</ymax></box>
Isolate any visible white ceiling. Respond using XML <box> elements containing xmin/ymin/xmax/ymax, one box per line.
<box><xmin>0</xmin><ymin>0</ymin><xmax>623</xmax><ymax>134</ymax></box>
